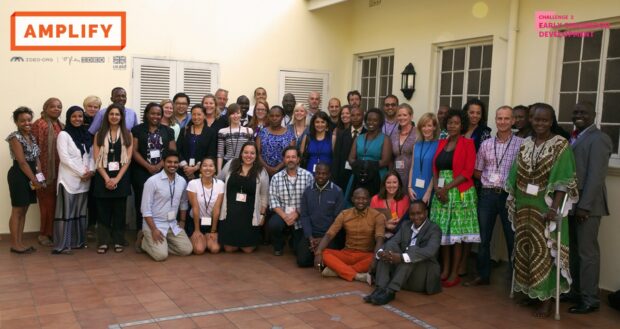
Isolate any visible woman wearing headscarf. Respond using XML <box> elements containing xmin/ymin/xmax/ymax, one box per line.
<box><xmin>32</xmin><ymin>97</ymin><xmax>64</xmax><ymax>247</ymax></box>
<box><xmin>52</xmin><ymin>106</ymin><xmax>95</xmax><ymax>254</ymax></box>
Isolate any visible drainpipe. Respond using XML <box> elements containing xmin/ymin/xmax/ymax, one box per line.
<box><xmin>504</xmin><ymin>0</ymin><xmax>519</xmax><ymax>105</ymax></box>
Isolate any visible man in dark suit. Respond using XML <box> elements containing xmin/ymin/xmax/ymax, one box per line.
<box><xmin>365</xmin><ymin>200</ymin><xmax>442</xmax><ymax>305</ymax></box>
<box><xmin>567</xmin><ymin>101</ymin><xmax>612</xmax><ymax>314</ymax></box>
<box><xmin>331</xmin><ymin>106</ymin><xmax>366</xmax><ymax>190</ymax></box>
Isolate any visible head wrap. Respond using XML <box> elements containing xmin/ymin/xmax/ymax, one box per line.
<box><xmin>64</xmin><ymin>106</ymin><xmax>93</xmax><ymax>156</ymax></box>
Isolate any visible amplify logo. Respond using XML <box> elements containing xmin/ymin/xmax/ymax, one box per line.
<box><xmin>11</xmin><ymin>11</ymin><xmax>126</xmax><ymax>50</ymax></box>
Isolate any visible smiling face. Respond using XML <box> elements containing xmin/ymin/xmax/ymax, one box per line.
<box><xmin>293</xmin><ymin>105</ymin><xmax>306</xmax><ymax>121</ymax></box>
<box><xmin>15</xmin><ymin>112</ymin><xmax>33</xmax><ymax>134</ymax></box>
<box><xmin>314</xmin><ymin>117</ymin><xmax>327</xmax><ymax>133</ymax></box>
<box><xmin>254</xmin><ymin>88</ymin><xmax>267</xmax><ymax>102</ymax></box>
<box><xmin>352</xmin><ymin>188</ymin><xmax>370</xmax><ymax>211</ymax></box>
<box><xmin>163</xmin><ymin>155</ymin><xmax>179</xmax><ymax>175</ymax></box>
<box><xmin>283</xmin><ymin>149</ymin><xmax>299</xmax><ymax>170</ymax></box>
<box><xmin>365</xmin><ymin>112</ymin><xmax>381</xmax><ymax>132</ymax></box>
<box><xmin>162</xmin><ymin>102</ymin><xmax>174</xmax><ymax>119</ymax></box>
<box><xmin>328</xmin><ymin>99</ymin><xmax>341</xmax><ymax>119</ymax></box>
<box><xmin>237</xmin><ymin>97</ymin><xmax>250</xmax><ymax>115</ymax></box>
<box><xmin>314</xmin><ymin>165</ymin><xmax>330</xmax><ymax>186</ymax></box>
<box><xmin>69</xmin><ymin>110</ymin><xmax>84</xmax><ymax>128</ymax></box>
<box><xmin>467</xmin><ymin>104</ymin><xmax>482</xmax><ymax>127</ymax></box>
<box><xmin>200</xmin><ymin>158</ymin><xmax>216</xmax><ymax>178</ymax></box>
<box><xmin>254</xmin><ymin>104</ymin><xmax>267</xmax><ymax>120</ymax></box>
<box><xmin>174</xmin><ymin>96</ymin><xmax>189</xmax><ymax>116</ymax></box>
<box><xmin>447</xmin><ymin>114</ymin><xmax>462</xmax><ymax>137</ymax></box>
<box><xmin>241</xmin><ymin>144</ymin><xmax>257</xmax><ymax>165</ymax></box>
<box><xmin>409</xmin><ymin>203</ymin><xmax>427</xmax><ymax>228</ymax></box>
<box><xmin>495</xmin><ymin>107</ymin><xmax>514</xmax><ymax>133</ymax></box>
<box><xmin>107</xmin><ymin>107</ymin><xmax>122</xmax><ymax>126</ymax></box>
<box><xmin>340</xmin><ymin>107</ymin><xmax>351</xmax><ymax>125</ymax></box>
<box><xmin>85</xmin><ymin>102</ymin><xmax>100</xmax><ymax>117</ymax></box>
<box><xmin>111</xmin><ymin>89</ymin><xmax>127</xmax><ymax>106</ymax></box>
<box><xmin>191</xmin><ymin>107</ymin><xmax>205</xmax><ymax>126</ymax></box>
<box><xmin>420</xmin><ymin>119</ymin><xmax>436</xmax><ymax>141</ymax></box>
<box><xmin>308</xmin><ymin>92</ymin><xmax>321</xmax><ymax>111</ymax></box>
<box><xmin>532</xmin><ymin>108</ymin><xmax>553</xmax><ymax>136</ymax></box>
<box><xmin>397</xmin><ymin>107</ymin><xmax>412</xmax><ymax>127</ymax></box>
<box><xmin>45</xmin><ymin>99</ymin><xmax>63</xmax><ymax>120</ymax></box>
<box><xmin>282</xmin><ymin>94</ymin><xmax>296</xmax><ymax>114</ymax></box>
<box><xmin>351</xmin><ymin>108</ymin><xmax>364</xmax><ymax>128</ymax></box>
<box><xmin>147</xmin><ymin>106</ymin><xmax>163</xmax><ymax>127</ymax></box>
<box><xmin>572</xmin><ymin>103</ymin><xmax>595</xmax><ymax>131</ymax></box>
<box><xmin>202</xmin><ymin>97</ymin><xmax>216</xmax><ymax>116</ymax></box>
<box><xmin>229</xmin><ymin>110</ymin><xmax>241</xmax><ymax>125</ymax></box>
<box><xmin>383</xmin><ymin>97</ymin><xmax>398</xmax><ymax>118</ymax></box>
<box><xmin>513</xmin><ymin>108</ymin><xmax>529</xmax><ymax>130</ymax></box>
<box><xmin>384</xmin><ymin>174</ymin><xmax>400</xmax><ymax>196</ymax></box>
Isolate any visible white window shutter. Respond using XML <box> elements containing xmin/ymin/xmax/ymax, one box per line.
<box><xmin>178</xmin><ymin>61</ymin><xmax>219</xmax><ymax>107</ymax></box>
<box><xmin>132</xmin><ymin>58</ymin><xmax>175</xmax><ymax>121</ymax></box>
<box><xmin>279</xmin><ymin>70</ymin><xmax>329</xmax><ymax>110</ymax></box>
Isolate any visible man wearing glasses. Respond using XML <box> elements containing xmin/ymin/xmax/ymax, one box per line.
<box><xmin>382</xmin><ymin>95</ymin><xmax>399</xmax><ymax>137</ymax></box>
<box><xmin>173</xmin><ymin>92</ymin><xmax>191</xmax><ymax>129</ymax></box>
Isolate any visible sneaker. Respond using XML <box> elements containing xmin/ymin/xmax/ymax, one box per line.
<box><xmin>321</xmin><ymin>267</ymin><xmax>338</xmax><ymax>277</ymax></box>
<box><xmin>354</xmin><ymin>272</ymin><xmax>369</xmax><ymax>283</ymax></box>
<box><xmin>371</xmin><ymin>289</ymin><xmax>395</xmax><ymax>306</ymax></box>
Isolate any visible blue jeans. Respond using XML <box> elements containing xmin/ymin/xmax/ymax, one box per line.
<box><xmin>476</xmin><ymin>188</ymin><xmax>514</xmax><ymax>282</ymax></box>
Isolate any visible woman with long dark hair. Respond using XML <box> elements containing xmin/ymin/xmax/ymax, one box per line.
<box><xmin>217</xmin><ymin>142</ymin><xmax>269</xmax><ymax>253</ymax></box>
<box><xmin>462</xmin><ymin>98</ymin><xmax>492</xmax><ymax>151</ymax></box>
<box><xmin>370</xmin><ymin>171</ymin><xmax>410</xmax><ymax>239</ymax></box>
<box><xmin>53</xmin><ymin>106</ymin><xmax>95</xmax><ymax>254</ymax></box>
<box><xmin>187</xmin><ymin>157</ymin><xmax>223</xmax><ymax>254</ymax></box>
<box><xmin>176</xmin><ymin>104</ymin><xmax>217</xmax><ymax>180</ymax></box>
<box><xmin>93</xmin><ymin>104</ymin><xmax>133</xmax><ymax>254</ymax></box>
<box><xmin>300</xmin><ymin>111</ymin><xmax>335</xmax><ymax>173</ymax></box>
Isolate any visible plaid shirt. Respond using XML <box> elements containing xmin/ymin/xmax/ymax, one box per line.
<box><xmin>269</xmin><ymin>167</ymin><xmax>314</xmax><ymax>229</ymax></box>
<box><xmin>475</xmin><ymin>134</ymin><xmax>524</xmax><ymax>189</ymax></box>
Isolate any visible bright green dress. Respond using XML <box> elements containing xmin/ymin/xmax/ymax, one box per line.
<box><xmin>506</xmin><ymin>135</ymin><xmax>579</xmax><ymax>301</ymax></box>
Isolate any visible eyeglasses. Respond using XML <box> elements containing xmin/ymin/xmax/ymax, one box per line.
<box><xmin>174</xmin><ymin>102</ymin><xmax>189</xmax><ymax>106</ymax></box>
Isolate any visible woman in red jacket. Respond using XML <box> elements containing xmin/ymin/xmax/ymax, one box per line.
<box><xmin>430</xmin><ymin>109</ymin><xmax>479</xmax><ymax>288</ymax></box>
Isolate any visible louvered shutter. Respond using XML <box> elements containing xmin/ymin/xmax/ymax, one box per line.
<box><xmin>132</xmin><ymin>58</ymin><xmax>174</xmax><ymax>120</ymax></box>
<box><xmin>279</xmin><ymin>70</ymin><xmax>329</xmax><ymax>110</ymax></box>
<box><xmin>178</xmin><ymin>61</ymin><xmax>219</xmax><ymax>107</ymax></box>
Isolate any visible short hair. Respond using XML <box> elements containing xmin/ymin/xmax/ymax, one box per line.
<box><xmin>269</xmin><ymin>105</ymin><xmax>285</xmax><ymax>117</ymax></box>
<box><xmin>328</xmin><ymin>97</ymin><xmax>341</xmax><ymax>107</ymax></box>
<box><xmin>13</xmin><ymin>106</ymin><xmax>33</xmax><ymax>122</ymax></box>
<box><xmin>352</xmin><ymin>187</ymin><xmax>370</xmax><ymax>197</ymax></box>
<box><xmin>364</xmin><ymin>107</ymin><xmax>385</xmax><ymax>128</ymax></box>
<box><xmin>281</xmin><ymin>145</ymin><xmax>300</xmax><ymax>158</ymax></box>
<box><xmin>410</xmin><ymin>199</ymin><xmax>428</xmax><ymax>211</ymax></box>
<box><xmin>445</xmin><ymin>108</ymin><xmax>469</xmax><ymax>135</ymax></box>
<box><xmin>83</xmin><ymin>95</ymin><xmax>102</xmax><ymax>109</ymax></box>
<box><xmin>398</xmin><ymin>103</ymin><xmax>414</xmax><ymax>116</ymax></box>
<box><xmin>575</xmin><ymin>101</ymin><xmax>596</xmax><ymax>114</ymax></box>
<box><xmin>416</xmin><ymin>112</ymin><xmax>439</xmax><ymax>140</ymax></box>
<box><xmin>383</xmin><ymin>94</ymin><xmax>399</xmax><ymax>104</ymax></box>
<box><xmin>496</xmin><ymin>105</ymin><xmax>513</xmax><ymax>116</ymax></box>
<box><xmin>236</xmin><ymin>95</ymin><xmax>249</xmax><ymax>103</ymax></box>
<box><xmin>378</xmin><ymin>170</ymin><xmax>405</xmax><ymax>201</ymax></box>
<box><xmin>162</xmin><ymin>149</ymin><xmax>180</xmax><ymax>160</ymax></box>
<box><xmin>314</xmin><ymin>162</ymin><xmax>330</xmax><ymax>173</ymax></box>
<box><xmin>347</xmin><ymin>90</ymin><xmax>361</xmax><ymax>102</ymax></box>
<box><xmin>513</xmin><ymin>105</ymin><xmax>528</xmax><ymax>113</ymax></box>
<box><xmin>111</xmin><ymin>87</ymin><xmax>125</xmax><ymax>96</ymax></box>
<box><xmin>215</xmin><ymin>88</ymin><xmax>228</xmax><ymax>96</ymax></box>
<box><xmin>254</xmin><ymin>87</ymin><xmax>266</xmax><ymax>97</ymax></box>
<box><xmin>142</xmin><ymin>102</ymin><xmax>163</xmax><ymax>122</ymax></box>
<box><xmin>462</xmin><ymin>98</ymin><xmax>487</xmax><ymax>125</ymax></box>
<box><xmin>173</xmin><ymin>92</ymin><xmax>190</xmax><ymax>104</ymax></box>
<box><xmin>309</xmin><ymin>111</ymin><xmax>332</xmax><ymax>138</ymax></box>
<box><xmin>226</xmin><ymin>103</ymin><xmax>240</xmax><ymax>117</ymax></box>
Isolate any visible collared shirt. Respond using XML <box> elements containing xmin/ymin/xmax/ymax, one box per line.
<box><xmin>299</xmin><ymin>181</ymin><xmax>344</xmax><ymax>238</ymax></box>
<box><xmin>326</xmin><ymin>207</ymin><xmax>385</xmax><ymax>252</ymax></box>
<box><xmin>401</xmin><ymin>219</ymin><xmax>428</xmax><ymax>263</ymax></box>
<box><xmin>351</xmin><ymin>126</ymin><xmax>363</xmax><ymax>139</ymax></box>
<box><xmin>269</xmin><ymin>167</ymin><xmax>314</xmax><ymax>229</ymax></box>
<box><xmin>88</xmin><ymin>106</ymin><xmax>138</xmax><ymax>135</ymax></box>
<box><xmin>141</xmin><ymin>171</ymin><xmax>189</xmax><ymax>236</ymax></box>
<box><xmin>281</xmin><ymin>115</ymin><xmax>293</xmax><ymax>128</ymax></box>
<box><xmin>570</xmin><ymin>124</ymin><xmax>595</xmax><ymax>145</ymax></box>
<box><xmin>475</xmin><ymin>134</ymin><xmax>523</xmax><ymax>189</ymax></box>
<box><xmin>177</xmin><ymin>113</ymin><xmax>192</xmax><ymax>129</ymax></box>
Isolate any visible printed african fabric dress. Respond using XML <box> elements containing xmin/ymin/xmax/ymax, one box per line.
<box><xmin>506</xmin><ymin>135</ymin><xmax>578</xmax><ymax>301</ymax></box>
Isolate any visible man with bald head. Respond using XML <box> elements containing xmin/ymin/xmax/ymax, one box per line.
<box><xmin>314</xmin><ymin>188</ymin><xmax>385</xmax><ymax>282</ymax></box>
<box><xmin>281</xmin><ymin>93</ymin><xmax>296</xmax><ymax>127</ymax></box>
<box><xmin>307</xmin><ymin>91</ymin><xmax>321</xmax><ymax>123</ymax></box>
<box><xmin>465</xmin><ymin>106</ymin><xmax>523</xmax><ymax>287</ymax></box>
<box><xmin>327</xmin><ymin>97</ymin><xmax>341</xmax><ymax>129</ymax></box>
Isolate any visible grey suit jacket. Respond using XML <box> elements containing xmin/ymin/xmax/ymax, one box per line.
<box><xmin>383</xmin><ymin>219</ymin><xmax>442</xmax><ymax>294</ymax></box>
<box><xmin>571</xmin><ymin>126</ymin><xmax>612</xmax><ymax>216</ymax></box>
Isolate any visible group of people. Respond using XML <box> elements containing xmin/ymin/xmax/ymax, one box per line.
<box><xmin>6</xmin><ymin>85</ymin><xmax>611</xmax><ymax>318</ymax></box>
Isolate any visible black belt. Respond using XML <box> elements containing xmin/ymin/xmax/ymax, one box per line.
<box><xmin>482</xmin><ymin>187</ymin><xmax>505</xmax><ymax>194</ymax></box>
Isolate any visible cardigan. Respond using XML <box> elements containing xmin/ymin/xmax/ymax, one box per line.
<box><xmin>217</xmin><ymin>161</ymin><xmax>269</xmax><ymax>226</ymax></box>
<box><xmin>432</xmin><ymin>136</ymin><xmax>475</xmax><ymax>192</ymax></box>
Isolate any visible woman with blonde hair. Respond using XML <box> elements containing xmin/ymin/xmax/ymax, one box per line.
<box><xmin>288</xmin><ymin>103</ymin><xmax>308</xmax><ymax>149</ymax></box>
<box><xmin>83</xmin><ymin>95</ymin><xmax>102</xmax><ymax>129</ymax></box>
<box><xmin>202</xmin><ymin>94</ymin><xmax>227</xmax><ymax>132</ymax></box>
<box><xmin>32</xmin><ymin>97</ymin><xmax>64</xmax><ymax>247</ymax></box>
<box><xmin>160</xmin><ymin>99</ymin><xmax>180</xmax><ymax>140</ymax></box>
<box><xmin>248</xmin><ymin>100</ymin><xmax>269</xmax><ymax>139</ymax></box>
<box><xmin>408</xmin><ymin>112</ymin><xmax>439</xmax><ymax>204</ymax></box>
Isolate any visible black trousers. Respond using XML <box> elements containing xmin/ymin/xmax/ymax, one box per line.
<box><xmin>96</xmin><ymin>197</ymin><xmax>127</xmax><ymax>246</ymax></box>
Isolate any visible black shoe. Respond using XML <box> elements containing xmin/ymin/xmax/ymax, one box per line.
<box><xmin>363</xmin><ymin>288</ymin><xmax>384</xmax><ymax>303</ymax></box>
<box><xmin>568</xmin><ymin>303</ymin><xmax>599</xmax><ymax>314</ymax></box>
<box><xmin>371</xmin><ymin>289</ymin><xmax>395</xmax><ymax>306</ymax></box>
<box><xmin>560</xmin><ymin>292</ymin><xmax>580</xmax><ymax>303</ymax></box>
<box><xmin>273</xmin><ymin>250</ymin><xmax>283</xmax><ymax>256</ymax></box>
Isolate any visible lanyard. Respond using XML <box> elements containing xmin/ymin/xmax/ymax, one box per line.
<box><xmin>284</xmin><ymin>171</ymin><xmax>298</xmax><ymax>201</ymax></box>
<box><xmin>385</xmin><ymin>199</ymin><xmax>398</xmax><ymax>216</ymax></box>
<box><xmin>229</xmin><ymin>126</ymin><xmax>242</xmax><ymax>158</ymax></box>
<box><xmin>493</xmin><ymin>135</ymin><xmax>513</xmax><ymax>169</ymax></box>
<box><xmin>398</xmin><ymin>128</ymin><xmax>413</xmax><ymax>156</ymax></box>
<box><xmin>530</xmin><ymin>139</ymin><xmax>548</xmax><ymax>173</ymax></box>
<box><xmin>168</xmin><ymin>177</ymin><xmax>176</xmax><ymax>208</ymax></box>
<box><xmin>385</xmin><ymin>122</ymin><xmax>397</xmax><ymax>137</ymax></box>
<box><xmin>314</xmin><ymin>135</ymin><xmax>330</xmax><ymax>164</ymax></box>
<box><xmin>108</xmin><ymin>133</ymin><xmax>118</xmax><ymax>162</ymax></box>
<box><xmin>417</xmin><ymin>141</ymin><xmax>432</xmax><ymax>173</ymax></box>
<box><xmin>190</xmin><ymin>126</ymin><xmax>199</xmax><ymax>158</ymax></box>
<box><xmin>362</xmin><ymin>134</ymin><xmax>375</xmax><ymax>156</ymax></box>
<box><xmin>200</xmin><ymin>179</ymin><xmax>215</xmax><ymax>217</ymax></box>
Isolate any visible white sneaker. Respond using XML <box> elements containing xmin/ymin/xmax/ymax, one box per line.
<box><xmin>354</xmin><ymin>272</ymin><xmax>370</xmax><ymax>284</ymax></box>
<box><xmin>321</xmin><ymin>267</ymin><xmax>338</xmax><ymax>277</ymax></box>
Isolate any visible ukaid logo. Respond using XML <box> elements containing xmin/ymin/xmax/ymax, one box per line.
<box><xmin>11</xmin><ymin>11</ymin><xmax>126</xmax><ymax>50</ymax></box>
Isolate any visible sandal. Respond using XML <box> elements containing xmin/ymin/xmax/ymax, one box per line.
<box><xmin>38</xmin><ymin>235</ymin><xmax>53</xmax><ymax>247</ymax></box>
<box><xmin>97</xmin><ymin>245</ymin><xmax>109</xmax><ymax>254</ymax></box>
<box><xmin>114</xmin><ymin>245</ymin><xmax>124</xmax><ymax>253</ymax></box>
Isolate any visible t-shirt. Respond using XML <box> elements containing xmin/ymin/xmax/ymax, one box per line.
<box><xmin>186</xmin><ymin>178</ymin><xmax>225</xmax><ymax>219</ymax></box>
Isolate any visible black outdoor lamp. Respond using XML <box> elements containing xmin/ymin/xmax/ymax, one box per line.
<box><xmin>400</xmin><ymin>63</ymin><xmax>416</xmax><ymax>100</ymax></box>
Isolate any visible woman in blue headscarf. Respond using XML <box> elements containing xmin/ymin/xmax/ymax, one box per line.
<box><xmin>52</xmin><ymin>106</ymin><xmax>95</xmax><ymax>254</ymax></box>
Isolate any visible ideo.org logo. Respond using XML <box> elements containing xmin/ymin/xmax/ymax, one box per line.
<box><xmin>11</xmin><ymin>11</ymin><xmax>126</xmax><ymax>50</ymax></box>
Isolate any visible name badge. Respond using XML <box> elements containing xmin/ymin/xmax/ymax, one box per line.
<box><xmin>415</xmin><ymin>178</ymin><xmax>425</xmax><ymax>189</ymax></box>
<box><xmin>438</xmin><ymin>178</ymin><xmax>445</xmax><ymax>188</ymax></box>
<box><xmin>236</xmin><ymin>193</ymin><xmax>247</xmax><ymax>202</ymax></box>
<box><xmin>167</xmin><ymin>211</ymin><xmax>176</xmax><ymax>220</ymax></box>
<box><xmin>149</xmin><ymin>149</ymin><xmax>161</xmax><ymax>159</ymax></box>
<box><xmin>108</xmin><ymin>161</ymin><xmax>120</xmax><ymax>171</ymax></box>
<box><xmin>526</xmin><ymin>184</ymin><xmax>539</xmax><ymax>196</ymax></box>
<box><xmin>285</xmin><ymin>206</ymin><xmax>295</xmax><ymax>214</ymax></box>
<box><xmin>189</xmin><ymin>158</ymin><xmax>196</xmax><ymax>166</ymax></box>
<box><xmin>395</xmin><ymin>160</ymin><xmax>405</xmax><ymax>169</ymax></box>
<box><xmin>489</xmin><ymin>173</ymin><xmax>500</xmax><ymax>183</ymax></box>
<box><xmin>201</xmin><ymin>216</ymin><xmax>212</xmax><ymax>226</ymax></box>
<box><xmin>35</xmin><ymin>173</ymin><xmax>46</xmax><ymax>182</ymax></box>
<box><xmin>344</xmin><ymin>161</ymin><xmax>352</xmax><ymax>170</ymax></box>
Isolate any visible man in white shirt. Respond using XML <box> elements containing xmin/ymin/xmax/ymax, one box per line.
<box><xmin>140</xmin><ymin>150</ymin><xmax>193</xmax><ymax>261</ymax></box>
<box><xmin>366</xmin><ymin>201</ymin><xmax>442</xmax><ymax>305</ymax></box>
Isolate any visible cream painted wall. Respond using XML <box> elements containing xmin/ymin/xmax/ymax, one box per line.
<box><xmin>0</xmin><ymin>0</ymin><xmax>353</xmax><ymax>234</ymax></box>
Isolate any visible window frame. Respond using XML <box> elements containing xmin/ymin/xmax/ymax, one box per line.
<box><xmin>354</xmin><ymin>49</ymin><xmax>395</xmax><ymax>109</ymax></box>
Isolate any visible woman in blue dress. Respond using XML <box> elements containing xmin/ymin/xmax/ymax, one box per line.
<box><xmin>256</xmin><ymin>105</ymin><xmax>296</xmax><ymax>177</ymax></box>
<box><xmin>344</xmin><ymin>108</ymin><xmax>392</xmax><ymax>202</ymax></box>
<box><xmin>408</xmin><ymin>112</ymin><xmax>439</xmax><ymax>204</ymax></box>
<box><xmin>300</xmin><ymin>111</ymin><xmax>334</xmax><ymax>173</ymax></box>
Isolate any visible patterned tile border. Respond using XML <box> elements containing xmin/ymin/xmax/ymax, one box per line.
<box><xmin>108</xmin><ymin>290</ymin><xmax>435</xmax><ymax>329</ymax></box>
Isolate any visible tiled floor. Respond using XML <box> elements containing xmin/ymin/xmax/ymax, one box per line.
<box><xmin>1</xmin><ymin>233</ymin><xmax>619</xmax><ymax>329</ymax></box>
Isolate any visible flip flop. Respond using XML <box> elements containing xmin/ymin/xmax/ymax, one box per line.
<box><xmin>97</xmin><ymin>245</ymin><xmax>109</xmax><ymax>254</ymax></box>
<box><xmin>10</xmin><ymin>247</ymin><xmax>30</xmax><ymax>254</ymax></box>
<box><xmin>114</xmin><ymin>245</ymin><xmax>124</xmax><ymax>253</ymax></box>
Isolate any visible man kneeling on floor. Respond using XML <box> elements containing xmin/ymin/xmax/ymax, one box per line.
<box><xmin>314</xmin><ymin>187</ymin><xmax>385</xmax><ymax>282</ymax></box>
<box><xmin>364</xmin><ymin>200</ymin><xmax>442</xmax><ymax>305</ymax></box>
<box><xmin>140</xmin><ymin>150</ymin><xmax>193</xmax><ymax>261</ymax></box>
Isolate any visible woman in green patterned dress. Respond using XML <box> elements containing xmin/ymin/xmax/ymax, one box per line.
<box><xmin>506</xmin><ymin>103</ymin><xmax>578</xmax><ymax>317</ymax></box>
<box><xmin>430</xmin><ymin>109</ymin><xmax>479</xmax><ymax>288</ymax></box>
